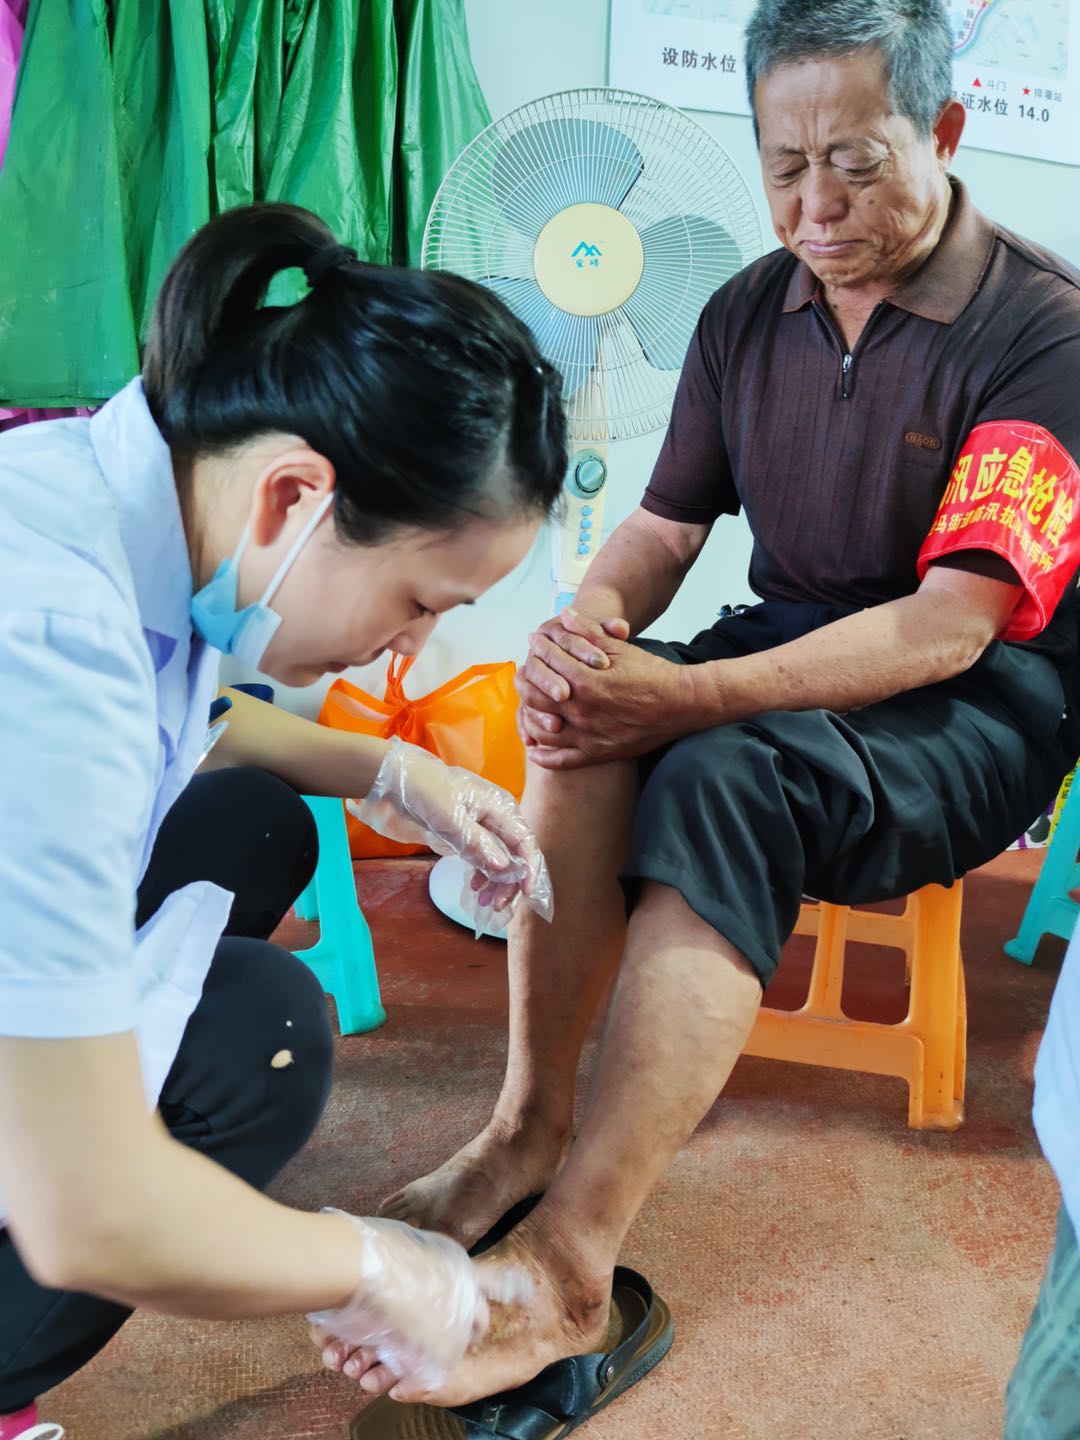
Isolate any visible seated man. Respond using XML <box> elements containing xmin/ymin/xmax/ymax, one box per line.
<box><xmin>369</xmin><ymin>0</ymin><xmax>1080</xmax><ymax>1408</ymax></box>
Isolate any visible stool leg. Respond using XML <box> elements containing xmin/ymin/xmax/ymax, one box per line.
<box><xmin>294</xmin><ymin>873</ymin><xmax>319</xmax><ymax>924</ymax></box>
<box><xmin>293</xmin><ymin>796</ymin><xmax>386</xmax><ymax>1036</ymax></box>
<box><xmin>1005</xmin><ymin>780</ymin><xmax>1080</xmax><ymax>965</ymax></box>
<box><xmin>954</xmin><ymin>952</ymin><xmax>967</xmax><ymax>1115</ymax></box>
<box><xmin>905</xmin><ymin>882</ymin><xmax>964</xmax><ymax>1131</ymax></box>
<box><xmin>805</xmin><ymin>903</ymin><xmax>847</xmax><ymax>1018</ymax></box>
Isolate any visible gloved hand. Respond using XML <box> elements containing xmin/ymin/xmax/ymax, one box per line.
<box><xmin>349</xmin><ymin>737</ymin><xmax>554</xmax><ymax>929</ymax></box>
<box><xmin>309</xmin><ymin>1211</ymin><xmax>531</xmax><ymax>1393</ymax></box>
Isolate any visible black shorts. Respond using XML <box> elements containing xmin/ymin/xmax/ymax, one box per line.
<box><xmin>625</xmin><ymin>601</ymin><xmax>1078</xmax><ymax>986</ymax></box>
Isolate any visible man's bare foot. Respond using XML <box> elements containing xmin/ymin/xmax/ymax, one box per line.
<box><xmin>378</xmin><ymin>1116</ymin><xmax>571</xmax><ymax>1250</ymax></box>
<box><xmin>342</xmin><ymin>1210</ymin><xmax>616</xmax><ymax>1406</ymax></box>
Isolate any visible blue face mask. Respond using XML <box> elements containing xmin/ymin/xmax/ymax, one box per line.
<box><xmin>190</xmin><ymin>492</ymin><xmax>335</xmax><ymax>666</ymax></box>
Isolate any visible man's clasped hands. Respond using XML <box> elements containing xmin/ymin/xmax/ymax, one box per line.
<box><xmin>515</xmin><ymin>608</ymin><xmax>695</xmax><ymax>769</ymax></box>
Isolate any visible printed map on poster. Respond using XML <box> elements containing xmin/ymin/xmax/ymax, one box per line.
<box><xmin>950</xmin><ymin>1</ymin><xmax>1075</xmax><ymax>165</ymax></box>
<box><xmin>608</xmin><ymin>0</ymin><xmax>1080</xmax><ymax>166</ymax></box>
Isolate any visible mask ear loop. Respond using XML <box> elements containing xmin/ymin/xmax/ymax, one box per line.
<box><xmin>257</xmin><ymin>491</ymin><xmax>336</xmax><ymax>607</ymax></box>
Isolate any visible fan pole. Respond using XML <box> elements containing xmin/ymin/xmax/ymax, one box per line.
<box><xmin>552</xmin><ymin>443</ymin><xmax>609</xmax><ymax>612</ymax></box>
<box><xmin>553</xmin><ymin>353</ymin><xmax>610</xmax><ymax>610</ymax></box>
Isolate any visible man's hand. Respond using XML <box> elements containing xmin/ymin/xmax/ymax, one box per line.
<box><xmin>515</xmin><ymin>611</ymin><xmax>694</xmax><ymax>769</ymax></box>
<box><xmin>515</xmin><ymin>609</ymin><xmax>631</xmax><ymax>720</ymax></box>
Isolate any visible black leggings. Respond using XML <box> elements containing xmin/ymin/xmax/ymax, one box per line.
<box><xmin>0</xmin><ymin>767</ymin><xmax>331</xmax><ymax>1413</ymax></box>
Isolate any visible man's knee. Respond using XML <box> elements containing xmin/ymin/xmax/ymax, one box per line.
<box><xmin>627</xmin><ymin>725</ymin><xmax>811</xmax><ymax>985</ymax></box>
<box><xmin>638</xmin><ymin>725</ymin><xmax>764</xmax><ymax>822</ymax></box>
<box><xmin>523</xmin><ymin>753</ymin><xmax>639</xmax><ymax>830</ymax></box>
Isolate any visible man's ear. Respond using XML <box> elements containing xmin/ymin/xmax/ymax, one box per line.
<box><xmin>933</xmin><ymin>99</ymin><xmax>966</xmax><ymax>168</ymax></box>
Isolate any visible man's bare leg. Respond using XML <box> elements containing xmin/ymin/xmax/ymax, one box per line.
<box><xmin>356</xmin><ymin>881</ymin><xmax>762</xmax><ymax>1404</ymax></box>
<box><xmin>379</xmin><ymin>761</ymin><xmax>639</xmax><ymax>1247</ymax></box>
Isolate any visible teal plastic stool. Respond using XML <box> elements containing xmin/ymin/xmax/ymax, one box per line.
<box><xmin>293</xmin><ymin>795</ymin><xmax>386</xmax><ymax>1033</ymax></box>
<box><xmin>1005</xmin><ymin>780</ymin><xmax>1080</xmax><ymax>965</ymax></box>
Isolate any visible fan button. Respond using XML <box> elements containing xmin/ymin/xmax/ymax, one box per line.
<box><xmin>574</xmin><ymin>457</ymin><xmax>607</xmax><ymax>495</ymax></box>
<box><xmin>580</xmin><ymin>518</ymin><xmax>592</xmax><ymax>530</ymax></box>
<box><xmin>577</xmin><ymin>544</ymin><xmax>590</xmax><ymax>556</ymax></box>
<box><xmin>582</xmin><ymin>505</ymin><xmax>593</xmax><ymax>517</ymax></box>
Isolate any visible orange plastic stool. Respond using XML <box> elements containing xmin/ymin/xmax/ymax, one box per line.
<box><xmin>743</xmin><ymin>882</ymin><xmax>966</xmax><ymax>1130</ymax></box>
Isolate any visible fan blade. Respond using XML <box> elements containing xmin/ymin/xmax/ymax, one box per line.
<box><xmin>484</xmin><ymin>277</ymin><xmax>599</xmax><ymax>397</ymax></box>
<box><xmin>492</xmin><ymin>118</ymin><xmax>645</xmax><ymax>235</ymax></box>
<box><xmin>626</xmin><ymin>215</ymin><xmax>744</xmax><ymax>371</ymax></box>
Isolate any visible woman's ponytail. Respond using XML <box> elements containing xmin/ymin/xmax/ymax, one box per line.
<box><xmin>142</xmin><ymin>202</ymin><xmax>567</xmax><ymax>541</ymax></box>
<box><xmin>143</xmin><ymin>204</ymin><xmax>334</xmax><ymax>437</ymax></box>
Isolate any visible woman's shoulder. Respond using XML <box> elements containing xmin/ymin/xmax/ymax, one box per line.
<box><xmin>1</xmin><ymin>414</ymin><xmax>117</xmax><ymax>558</ymax></box>
<box><xmin>0</xmin><ymin>415</ymin><xmax>139</xmax><ymax>623</ymax></box>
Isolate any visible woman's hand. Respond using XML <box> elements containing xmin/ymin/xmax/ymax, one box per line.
<box><xmin>348</xmin><ymin>738</ymin><xmax>553</xmax><ymax>920</ymax></box>
<box><xmin>310</xmin><ymin>1212</ymin><xmax>531</xmax><ymax>1396</ymax></box>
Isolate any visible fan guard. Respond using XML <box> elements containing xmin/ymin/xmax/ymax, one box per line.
<box><xmin>423</xmin><ymin>87</ymin><xmax>763</xmax><ymax>442</ymax></box>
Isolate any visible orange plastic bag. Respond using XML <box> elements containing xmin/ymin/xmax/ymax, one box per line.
<box><xmin>317</xmin><ymin>654</ymin><xmax>525</xmax><ymax>859</ymax></box>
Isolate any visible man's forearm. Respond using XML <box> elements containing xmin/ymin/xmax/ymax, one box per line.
<box><xmin>684</xmin><ymin>590</ymin><xmax>999</xmax><ymax>729</ymax></box>
<box><xmin>571</xmin><ymin>511</ymin><xmax>697</xmax><ymax>634</ymax></box>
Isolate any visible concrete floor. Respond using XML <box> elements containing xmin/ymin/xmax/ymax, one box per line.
<box><xmin>45</xmin><ymin>847</ymin><xmax>1061</xmax><ymax>1439</ymax></box>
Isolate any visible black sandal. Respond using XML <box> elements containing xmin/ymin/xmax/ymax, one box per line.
<box><xmin>348</xmin><ymin>1265</ymin><xmax>674</xmax><ymax>1439</ymax></box>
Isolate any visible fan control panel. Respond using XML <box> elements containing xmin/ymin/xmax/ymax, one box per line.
<box><xmin>553</xmin><ymin>448</ymin><xmax>608</xmax><ymax>611</ymax></box>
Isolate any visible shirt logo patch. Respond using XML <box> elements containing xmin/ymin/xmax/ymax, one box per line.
<box><xmin>905</xmin><ymin>431</ymin><xmax>943</xmax><ymax>450</ymax></box>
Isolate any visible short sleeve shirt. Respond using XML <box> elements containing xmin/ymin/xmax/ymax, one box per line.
<box><xmin>642</xmin><ymin>181</ymin><xmax>1080</xmax><ymax>667</ymax></box>
<box><xmin>0</xmin><ymin>382</ymin><xmax>222</xmax><ymax>1041</ymax></box>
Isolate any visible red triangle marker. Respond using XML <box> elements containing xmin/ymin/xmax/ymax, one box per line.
<box><xmin>973</xmin><ymin>76</ymin><xmax>982</xmax><ymax>87</ymax></box>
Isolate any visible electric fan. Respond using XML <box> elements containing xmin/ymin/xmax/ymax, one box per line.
<box><xmin>422</xmin><ymin>87</ymin><xmax>763</xmax><ymax>936</ymax></box>
<box><xmin>422</xmin><ymin>86</ymin><xmax>762</xmax><ymax>611</ymax></box>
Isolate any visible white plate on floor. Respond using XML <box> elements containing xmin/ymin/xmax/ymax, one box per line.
<box><xmin>427</xmin><ymin>854</ymin><xmax>509</xmax><ymax>941</ymax></box>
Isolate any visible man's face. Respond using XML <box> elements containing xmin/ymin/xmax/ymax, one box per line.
<box><xmin>755</xmin><ymin>49</ymin><xmax>959</xmax><ymax>293</ymax></box>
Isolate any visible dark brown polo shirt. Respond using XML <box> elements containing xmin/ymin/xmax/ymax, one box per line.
<box><xmin>642</xmin><ymin>181</ymin><xmax>1080</xmax><ymax>665</ymax></box>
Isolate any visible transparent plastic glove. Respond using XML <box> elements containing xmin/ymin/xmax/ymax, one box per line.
<box><xmin>308</xmin><ymin>1211</ymin><xmax>531</xmax><ymax>1393</ymax></box>
<box><xmin>349</xmin><ymin>738</ymin><xmax>554</xmax><ymax>933</ymax></box>
<box><xmin>460</xmin><ymin>867</ymin><xmax>512</xmax><ymax>940</ymax></box>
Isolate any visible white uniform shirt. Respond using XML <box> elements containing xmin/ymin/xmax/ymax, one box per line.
<box><xmin>1034</xmin><ymin>925</ymin><xmax>1080</xmax><ymax>1233</ymax></box>
<box><xmin>0</xmin><ymin>380</ymin><xmax>233</xmax><ymax>1222</ymax></box>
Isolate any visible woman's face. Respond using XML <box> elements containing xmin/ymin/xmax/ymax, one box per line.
<box><xmin>219</xmin><ymin>441</ymin><xmax>541</xmax><ymax>687</ymax></box>
<box><xmin>262</xmin><ymin>510</ymin><xmax>540</xmax><ymax>688</ymax></box>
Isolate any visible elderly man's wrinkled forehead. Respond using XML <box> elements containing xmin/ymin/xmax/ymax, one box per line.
<box><xmin>754</xmin><ymin>46</ymin><xmax>923</xmax><ymax>160</ymax></box>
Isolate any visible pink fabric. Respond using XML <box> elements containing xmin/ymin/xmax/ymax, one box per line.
<box><xmin>0</xmin><ymin>4</ymin><xmax>90</xmax><ymax>428</ymax></box>
<box><xmin>0</xmin><ymin>1403</ymin><xmax>38</xmax><ymax>1439</ymax></box>
<box><xmin>0</xmin><ymin>405</ymin><xmax>94</xmax><ymax>430</ymax></box>
<box><xmin>0</xmin><ymin>2</ymin><xmax>44</xmax><ymax>427</ymax></box>
<box><xmin>0</xmin><ymin>0</ymin><xmax>26</xmax><ymax>175</ymax></box>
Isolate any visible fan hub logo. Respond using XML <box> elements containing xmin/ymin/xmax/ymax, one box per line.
<box><xmin>534</xmin><ymin>203</ymin><xmax>642</xmax><ymax>316</ymax></box>
<box><xmin>572</xmin><ymin>242</ymin><xmax>602</xmax><ymax>270</ymax></box>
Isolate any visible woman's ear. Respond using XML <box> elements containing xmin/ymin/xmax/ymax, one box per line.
<box><xmin>248</xmin><ymin>446</ymin><xmax>337</xmax><ymax>549</ymax></box>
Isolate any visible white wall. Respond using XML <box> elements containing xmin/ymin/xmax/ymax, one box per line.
<box><xmin>256</xmin><ymin>0</ymin><xmax>1080</xmax><ymax>716</ymax></box>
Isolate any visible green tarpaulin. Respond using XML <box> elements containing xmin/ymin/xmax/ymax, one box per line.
<box><xmin>0</xmin><ymin>0</ymin><xmax>489</xmax><ymax>406</ymax></box>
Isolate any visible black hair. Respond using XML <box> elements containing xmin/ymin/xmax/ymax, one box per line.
<box><xmin>143</xmin><ymin>203</ymin><xmax>567</xmax><ymax>542</ymax></box>
<box><xmin>745</xmin><ymin>0</ymin><xmax>954</xmax><ymax>142</ymax></box>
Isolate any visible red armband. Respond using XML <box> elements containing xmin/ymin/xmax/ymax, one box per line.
<box><xmin>917</xmin><ymin>420</ymin><xmax>1080</xmax><ymax>642</ymax></box>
